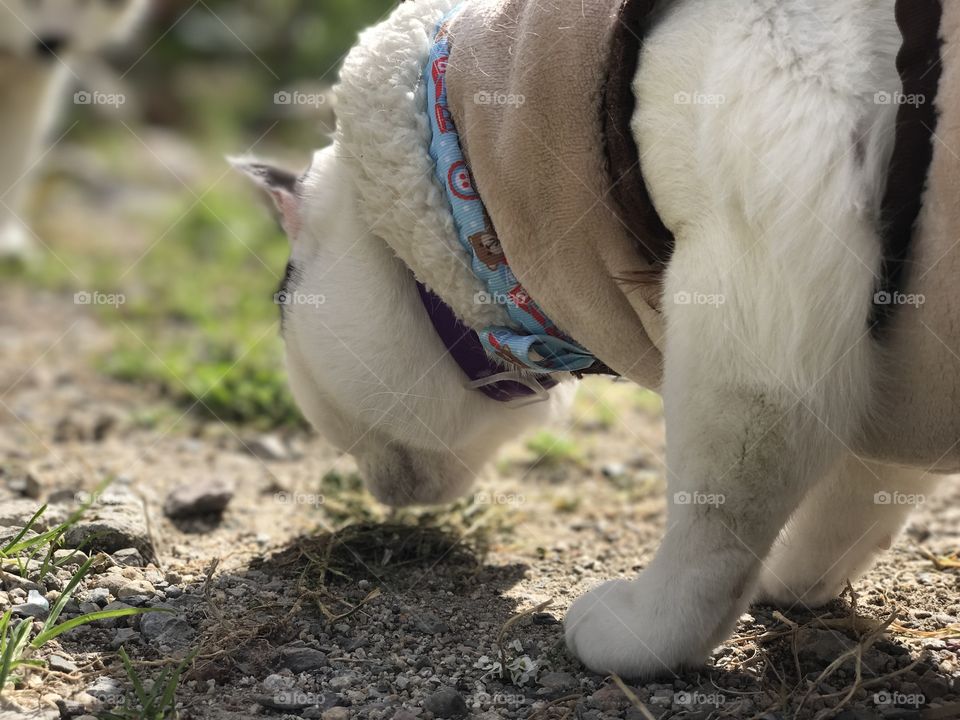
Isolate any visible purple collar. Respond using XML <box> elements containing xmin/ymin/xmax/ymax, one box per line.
<box><xmin>416</xmin><ymin>282</ymin><xmax>557</xmax><ymax>402</ymax></box>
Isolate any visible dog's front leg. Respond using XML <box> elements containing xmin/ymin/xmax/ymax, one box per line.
<box><xmin>566</xmin><ymin>254</ymin><xmax>873</xmax><ymax>677</ymax></box>
<box><xmin>566</xmin><ymin>388</ymin><xmax>833</xmax><ymax>675</ymax></box>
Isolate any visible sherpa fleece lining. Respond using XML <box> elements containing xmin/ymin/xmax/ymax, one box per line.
<box><xmin>334</xmin><ymin>0</ymin><xmax>511</xmax><ymax>332</ymax></box>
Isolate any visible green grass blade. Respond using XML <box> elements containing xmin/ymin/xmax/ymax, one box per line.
<box><xmin>4</xmin><ymin>476</ymin><xmax>114</xmax><ymax>559</ymax></box>
<box><xmin>118</xmin><ymin>646</ymin><xmax>150</xmax><ymax>708</ymax></box>
<box><xmin>0</xmin><ymin>505</ymin><xmax>47</xmax><ymax>556</ymax></box>
<box><xmin>40</xmin><ymin>556</ymin><xmax>94</xmax><ymax>634</ymax></box>
<box><xmin>157</xmin><ymin>649</ymin><xmax>197</xmax><ymax>716</ymax></box>
<box><xmin>0</xmin><ymin>614</ymin><xmax>33</xmax><ymax>691</ymax></box>
<box><xmin>31</xmin><ymin>607</ymin><xmax>170</xmax><ymax>648</ymax></box>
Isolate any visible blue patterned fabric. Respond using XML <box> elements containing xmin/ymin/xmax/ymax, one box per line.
<box><xmin>425</xmin><ymin>10</ymin><xmax>597</xmax><ymax>374</ymax></box>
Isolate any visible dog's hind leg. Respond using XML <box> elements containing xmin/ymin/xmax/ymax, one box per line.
<box><xmin>756</xmin><ymin>455</ymin><xmax>935</xmax><ymax>609</ymax></box>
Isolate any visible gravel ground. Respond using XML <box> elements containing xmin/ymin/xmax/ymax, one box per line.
<box><xmin>2</xmin><ymin>287</ymin><xmax>960</xmax><ymax>720</ymax></box>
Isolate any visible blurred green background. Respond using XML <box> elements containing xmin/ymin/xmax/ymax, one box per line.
<box><xmin>7</xmin><ymin>0</ymin><xmax>396</xmax><ymax>429</ymax></box>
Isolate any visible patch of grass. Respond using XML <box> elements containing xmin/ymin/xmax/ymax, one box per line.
<box><xmin>101</xmin><ymin>647</ymin><xmax>197</xmax><ymax>720</ymax></box>
<box><xmin>0</xmin><ymin>499</ymin><xmax>165</xmax><ymax>694</ymax></box>
<box><xmin>524</xmin><ymin>431</ymin><xmax>582</xmax><ymax>469</ymax></box>
<box><xmin>9</xmin><ymin>135</ymin><xmax>309</xmax><ymax>430</ymax></box>
<box><xmin>98</xmin><ymin>180</ymin><xmax>304</xmax><ymax>429</ymax></box>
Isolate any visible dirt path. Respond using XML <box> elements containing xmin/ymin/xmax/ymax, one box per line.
<box><xmin>1</xmin><ymin>285</ymin><xmax>960</xmax><ymax>720</ymax></box>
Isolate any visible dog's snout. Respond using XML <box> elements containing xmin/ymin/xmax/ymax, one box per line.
<box><xmin>35</xmin><ymin>36</ymin><xmax>67</xmax><ymax>58</ymax></box>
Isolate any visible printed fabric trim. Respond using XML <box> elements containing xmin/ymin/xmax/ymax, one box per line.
<box><xmin>425</xmin><ymin>9</ymin><xmax>598</xmax><ymax>373</ymax></box>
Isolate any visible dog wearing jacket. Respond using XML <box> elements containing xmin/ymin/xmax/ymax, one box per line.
<box><xmin>0</xmin><ymin>0</ymin><xmax>148</xmax><ymax>256</ymax></box>
<box><xmin>237</xmin><ymin>0</ymin><xmax>958</xmax><ymax>678</ymax></box>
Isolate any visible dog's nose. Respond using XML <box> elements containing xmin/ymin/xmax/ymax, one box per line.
<box><xmin>35</xmin><ymin>36</ymin><xmax>67</xmax><ymax>58</ymax></box>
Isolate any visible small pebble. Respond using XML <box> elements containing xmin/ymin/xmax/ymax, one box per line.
<box><xmin>48</xmin><ymin>654</ymin><xmax>78</xmax><ymax>673</ymax></box>
<box><xmin>423</xmin><ymin>686</ymin><xmax>468</xmax><ymax>719</ymax></box>
<box><xmin>245</xmin><ymin>434</ymin><xmax>293</xmax><ymax>461</ymax></box>
<box><xmin>113</xmin><ymin>548</ymin><xmax>145</xmax><ymax>567</ymax></box>
<box><xmin>12</xmin><ymin>589</ymin><xmax>49</xmax><ymax>618</ymax></box>
<box><xmin>117</xmin><ymin>579</ymin><xmax>155</xmax><ymax>599</ymax></box>
<box><xmin>322</xmin><ymin>708</ymin><xmax>350</xmax><ymax>720</ymax></box>
<box><xmin>163</xmin><ymin>480</ymin><xmax>234</xmax><ymax>519</ymax></box>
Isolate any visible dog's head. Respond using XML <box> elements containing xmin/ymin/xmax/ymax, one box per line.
<box><xmin>0</xmin><ymin>0</ymin><xmax>149</xmax><ymax>59</ymax></box>
<box><xmin>235</xmin><ymin>146</ymin><xmax>571</xmax><ymax>507</ymax></box>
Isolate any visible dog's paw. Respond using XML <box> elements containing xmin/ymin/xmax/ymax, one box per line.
<box><xmin>564</xmin><ymin>578</ymin><xmax>708</xmax><ymax>678</ymax></box>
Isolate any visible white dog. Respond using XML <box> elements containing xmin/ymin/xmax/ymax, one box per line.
<box><xmin>0</xmin><ymin>0</ymin><xmax>148</xmax><ymax>256</ymax></box>
<box><xmin>238</xmin><ymin>0</ymin><xmax>955</xmax><ymax>678</ymax></box>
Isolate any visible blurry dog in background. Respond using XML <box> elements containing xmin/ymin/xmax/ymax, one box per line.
<box><xmin>0</xmin><ymin>0</ymin><xmax>149</xmax><ymax>256</ymax></box>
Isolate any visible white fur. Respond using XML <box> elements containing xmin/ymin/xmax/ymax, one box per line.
<box><xmin>333</xmin><ymin>0</ymin><xmax>511</xmax><ymax>332</ymax></box>
<box><xmin>244</xmin><ymin>147</ymin><xmax>572</xmax><ymax>507</ymax></box>
<box><xmin>0</xmin><ymin>0</ymin><xmax>148</xmax><ymax>256</ymax></box>
<box><xmin>565</xmin><ymin>0</ymin><xmax>926</xmax><ymax>677</ymax></box>
<box><xmin>242</xmin><ymin>0</ymin><xmax>948</xmax><ymax>679</ymax></box>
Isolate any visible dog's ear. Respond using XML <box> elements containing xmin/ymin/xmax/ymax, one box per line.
<box><xmin>230</xmin><ymin>157</ymin><xmax>301</xmax><ymax>236</ymax></box>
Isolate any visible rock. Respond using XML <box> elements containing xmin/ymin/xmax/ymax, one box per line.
<box><xmin>329</xmin><ymin>673</ymin><xmax>357</xmax><ymax>691</ymax></box>
<box><xmin>55</xmin><ymin>698</ymin><xmax>86</xmax><ymax>718</ymax></box>
<box><xmin>244</xmin><ymin>434</ymin><xmax>293</xmax><ymax>461</ymax></box>
<box><xmin>538</xmin><ymin>672</ymin><xmax>577</xmax><ymax>694</ymax></box>
<box><xmin>915</xmin><ymin>671</ymin><xmax>951</xmax><ymax>701</ymax></box>
<box><xmin>139</xmin><ymin>608</ymin><xmax>195</xmax><ymax>652</ymax></box>
<box><xmin>117</xmin><ymin>579</ymin><xmax>155</xmax><ymax>599</ymax></box>
<box><xmin>110</xmin><ymin>628</ymin><xmax>137</xmax><ymax>649</ymax></box>
<box><xmin>163</xmin><ymin>480</ymin><xmax>234</xmax><ymax>519</ymax></box>
<box><xmin>52</xmin><ymin>549</ymin><xmax>88</xmax><ymax>568</ymax></box>
<box><xmin>96</xmin><ymin>601</ymin><xmax>134</xmax><ymax>628</ymax></box>
<box><xmin>54</xmin><ymin>410</ymin><xmax>119</xmax><ymax>443</ymax></box>
<box><xmin>589</xmin><ymin>684</ymin><xmax>631</xmax><ymax>712</ymax></box>
<box><xmin>415</xmin><ymin>613</ymin><xmax>449</xmax><ymax>635</ymax></box>
<box><xmin>262</xmin><ymin>673</ymin><xmax>289</xmax><ymax>691</ymax></box>
<box><xmin>4</xmin><ymin>468</ymin><xmax>42</xmax><ymax>499</ymax></box>
<box><xmin>63</xmin><ymin>487</ymin><xmax>154</xmax><ymax>559</ymax></box>
<box><xmin>0</xmin><ymin>572</ymin><xmax>43</xmax><ymax>593</ymax></box>
<box><xmin>0</xmin><ymin>499</ymin><xmax>66</xmax><ymax>530</ymax></box>
<box><xmin>280</xmin><ymin>645</ymin><xmax>328</xmax><ymax>673</ymax></box>
<box><xmin>532</xmin><ymin>612</ymin><xmax>559</xmax><ymax>625</ymax></box>
<box><xmin>601</xmin><ymin>463</ymin><xmax>626</xmax><ymax>479</ymax></box>
<box><xmin>322</xmin><ymin>709</ymin><xmax>350</xmax><ymax>720</ymax></box>
<box><xmin>91</xmin><ymin>571</ymin><xmax>136</xmax><ymax>597</ymax></box>
<box><xmin>85</xmin><ymin>587</ymin><xmax>111</xmax><ymax>605</ymax></box>
<box><xmin>86</xmin><ymin>676</ymin><xmax>124</xmax><ymax>706</ymax></box>
<box><xmin>796</xmin><ymin>628</ymin><xmax>854</xmax><ymax>664</ymax></box>
<box><xmin>112</xmin><ymin>548</ymin><xmax>144</xmax><ymax>567</ymax></box>
<box><xmin>255</xmin><ymin>691</ymin><xmax>321</xmax><ymax>712</ymax></box>
<box><xmin>423</xmin><ymin>687</ymin><xmax>468</xmax><ymax>719</ymax></box>
<box><xmin>12</xmin><ymin>589</ymin><xmax>49</xmax><ymax>618</ymax></box>
<box><xmin>48</xmin><ymin>654</ymin><xmax>78</xmax><ymax>673</ymax></box>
